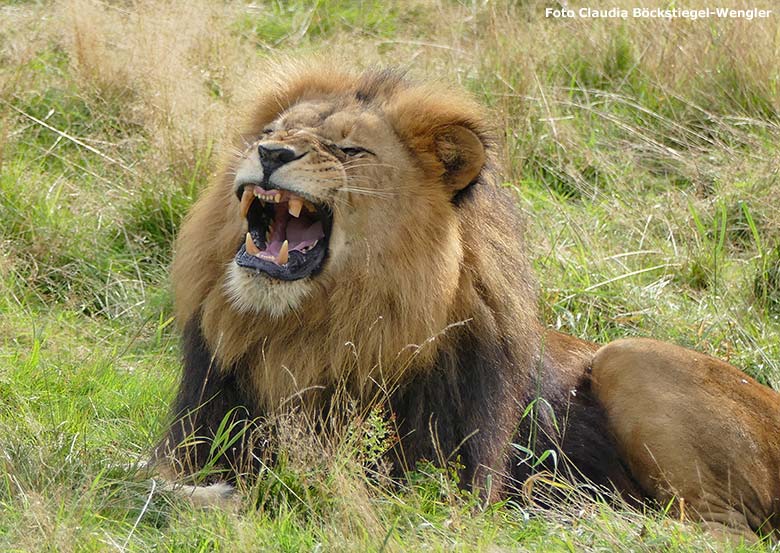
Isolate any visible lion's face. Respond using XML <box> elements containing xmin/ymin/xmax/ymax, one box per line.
<box><xmin>224</xmin><ymin>88</ymin><xmax>486</xmax><ymax>318</ymax></box>
<box><xmin>225</xmin><ymin>100</ymin><xmax>414</xmax><ymax>316</ymax></box>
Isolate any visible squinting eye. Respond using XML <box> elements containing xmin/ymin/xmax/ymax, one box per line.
<box><xmin>340</xmin><ymin>146</ymin><xmax>367</xmax><ymax>157</ymax></box>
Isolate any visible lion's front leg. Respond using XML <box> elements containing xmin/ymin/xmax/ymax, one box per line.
<box><xmin>152</xmin><ymin>316</ymin><xmax>263</xmax><ymax>504</ymax></box>
<box><xmin>590</xmin><ymin>338</ymin><xmax>780</xmax><ymax>542</ymax></box>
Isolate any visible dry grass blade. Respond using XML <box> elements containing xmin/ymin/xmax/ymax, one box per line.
<box><xmin>4</xmin><ymin>100</ymin><xmax>137</xmax><ymax>174</ymax></box>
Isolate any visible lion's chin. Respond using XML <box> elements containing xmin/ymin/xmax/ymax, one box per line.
<box><xmin>224</xmin><ymin>263</ymin><xmax>312</xmax><ymax>318</ymax></box>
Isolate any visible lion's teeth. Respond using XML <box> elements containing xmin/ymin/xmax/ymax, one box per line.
<box><xmin>288</xmin><ymin>197</ymin><xmax>303</xmax><ymax>218</ymax></box>
<box><xmin>277</xmin><ymin>240</ymin><xmax>289</xmax><ymax>265</ymax></box>
<box><xmin>253</xmin><ymin>189</ymin><xmax>284</xmax><ymax>203</ymax></box>
<box><xmin>245</xmin><ymin>232</ymin><xmax>261</xmax><ymax>256</ymax></box>
<box><xmin>240</xmin><ymin>187</ymin><xmax>254</xmax><ymax>218</ymax></box>
<box><xmin>304</xmin><ymin>201</ymin><xmax>316</xmax><ymax>213</ymax></box>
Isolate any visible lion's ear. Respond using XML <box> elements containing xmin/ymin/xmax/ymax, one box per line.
<box><xmin>434</xmin><ymin>125</ymin><xmax>486</xmax><ymax>192</ymax></box>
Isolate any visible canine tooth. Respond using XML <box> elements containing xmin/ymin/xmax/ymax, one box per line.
<box><xmin>245</xmin><ymin>232</ymin><xmax>261</xmax><ymax>256</ymax></box>
<box><xmin>240</xmin><ymin>187</ymin><xmax>254</xmax><ymax>218</ymax></box>
<box><xmin>274</xmin><ymin>193</ymin><xmax>281</xmax><ymax>203</ymax></box>
<box><xmin>277</xmin><ymin>240</ymin><xmax>289</xmax><ymax>265</ymax></box>
<box><xmin>265</xmin><ymin>229</ymin><xmax>271</xmax><ymax>243</ymax></box>
<box><xmin>288</xmin><ymin>197</ymin><xmax>303</xmax><ymax>218</ymax></box>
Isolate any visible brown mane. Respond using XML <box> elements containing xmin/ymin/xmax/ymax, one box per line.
<box><xmin>171</xmin><ymin>62</ymin><xmax>539</xmax><ymax>409</ymax></box>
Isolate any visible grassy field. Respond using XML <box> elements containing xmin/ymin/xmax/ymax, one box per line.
<box><xmin>2</xmin><ymin>0</ymin><xmax>780</xmax><ymax>550</ymax></box>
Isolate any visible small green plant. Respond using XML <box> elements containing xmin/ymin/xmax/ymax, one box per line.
<box><xmin>754</xmin><ymin>246</ymin><xmax>780</xmax><ymax>315</ymax></box>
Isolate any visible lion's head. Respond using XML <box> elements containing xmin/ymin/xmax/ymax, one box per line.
<box><xmin>172</xmin><ymin>62</ymin><xmax>538</xmax><ymax>407</ymax></box>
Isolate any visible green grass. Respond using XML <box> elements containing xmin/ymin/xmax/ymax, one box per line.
<box><xmin>1</xmin><ymin>0</ymin><xmax>779</xmax><ymax>550</ymax></box>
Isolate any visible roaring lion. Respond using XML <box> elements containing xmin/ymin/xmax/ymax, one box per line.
<box><xmin>155</xmin><ymin>62</ymin><xmax>780</xmax><ymax>540</ymax></box>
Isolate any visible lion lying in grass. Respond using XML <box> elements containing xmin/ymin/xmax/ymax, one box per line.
<box><xmin>154</xmin><ymin>62</ymin><xmax>780</xmax><ymax>541</ymax></box>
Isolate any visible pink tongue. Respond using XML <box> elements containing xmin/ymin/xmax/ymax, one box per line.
<box><xmin>287</xmin><ymin>218</ymin><xmax>324</xmax><ymax>249</ymax></box>
<box><xmin>262</xmin><ymin>216</ymin><xmax>324</xmax><ymax>256</ymax></box>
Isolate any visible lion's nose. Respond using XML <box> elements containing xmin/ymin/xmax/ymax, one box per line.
<box><xmin>258</xmin><ymin>144</ymin><xmax>301</xmax><ymax>177</ymax></box>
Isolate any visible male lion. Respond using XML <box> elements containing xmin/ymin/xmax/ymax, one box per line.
<box><xmin>155</xmin><ymin>62</ymin><xmax>780</xmax><ymax>540</ymax></box>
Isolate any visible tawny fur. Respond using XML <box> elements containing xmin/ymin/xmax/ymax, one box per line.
<box><xmin>171</xmin><ymin>61</ymin><xmax>538</xmax><ymax>409</ymax></box>
<box><xmin>162</xmin><ymin>61</ymin><xmax>780</xmax><ymax>541</ymax></box>
<box><xmin>592</xmin><ymin>338</ymin><xmax>780</xmax><ymax>539</ymax></box>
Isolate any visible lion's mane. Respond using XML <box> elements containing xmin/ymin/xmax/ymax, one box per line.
<box><xmin>162</xmin><ymin>62</ymin><xmax>635</xmax><ymax>497</ymax></box>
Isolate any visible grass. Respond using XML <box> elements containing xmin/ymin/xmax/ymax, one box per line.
<box><xmin>1</xmin><ymin>0</ymin><xmax>779</xmax><ymax>550</ymax></box>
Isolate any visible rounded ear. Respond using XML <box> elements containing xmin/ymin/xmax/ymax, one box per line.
<box><xmin>435</xmin><ymin>125</ymin><xmax>486</xmax><ymax>192</ymax></box>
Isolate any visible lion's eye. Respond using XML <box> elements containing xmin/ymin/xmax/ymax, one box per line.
<box><xmin>339</xmin><ymin>146</ymin><xmax>368</xmax><ymax>157</ymax></box>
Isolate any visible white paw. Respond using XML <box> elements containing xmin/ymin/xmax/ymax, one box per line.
<box><xmin>163</xmin><ymin>481</ymin><xmax>239</xmax><ymax>508</ymax></box>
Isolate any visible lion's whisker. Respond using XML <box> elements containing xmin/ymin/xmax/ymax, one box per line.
<box><xmin>337</xmin><ymin>187</ymin><xmax>396</xmax><ymax>199</ymax></box>
<box><xmin>225</xmin><ymin>145</ymin><xmax>248</xmax><ymax>159</ymax></box>
<box><xmin>340</xmin><ymin>158</ymin><xmax>396</xmax><ymax>166</ymax></box>
<box><xmin>340</xmin><ymin>163</ymin><xmax>396</xmax><ymax>169</ymax></box>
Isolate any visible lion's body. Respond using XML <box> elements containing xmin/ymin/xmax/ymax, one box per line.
<box><xmin>592</xmin><ymin>339</ymin><xmax>780</xmax><ymax>539</ymax></box>
<box><xmin>158</xmin><ymin>62</ymin><xmax>780</xmax><ymax>541</ymax></box>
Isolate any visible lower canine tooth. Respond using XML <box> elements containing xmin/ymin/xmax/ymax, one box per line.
<box><xmin>245</xmin><ymin>232</ymin><xmax>261</xmax><ymax>256</ymax></box>
<box><xmin>277</xmin><ymin>240</ymin><xmax>289</xmax><ymax>265</ymax></box>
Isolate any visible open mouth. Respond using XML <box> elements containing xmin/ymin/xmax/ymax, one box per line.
<box><xmin>234</xmin><ymin>185</ymin><xmax>332</xmax><ymax>281</ymax></box>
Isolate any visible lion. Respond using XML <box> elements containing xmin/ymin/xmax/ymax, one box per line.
<box><xmin>154</xmin><ymin>61</ymin><xmax>780</xmax><ymax>540</ymax></box>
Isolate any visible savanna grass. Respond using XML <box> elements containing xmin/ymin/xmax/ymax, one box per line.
<box><xmin>1</xmin><ymin>0</ymin><xmax>778</xmax><ymax>550</ymax></box>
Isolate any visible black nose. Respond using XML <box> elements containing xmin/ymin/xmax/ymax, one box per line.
<box><xmin>258</xmin><ymin>145</ymin><xmax>300</xmax><ymax>177</ymax></box>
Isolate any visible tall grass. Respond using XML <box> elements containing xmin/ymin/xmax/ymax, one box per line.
<box><xmin>1</xmin><ymin>0</ymin><xmax>778</xmax><ymax>550</ymax></box>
